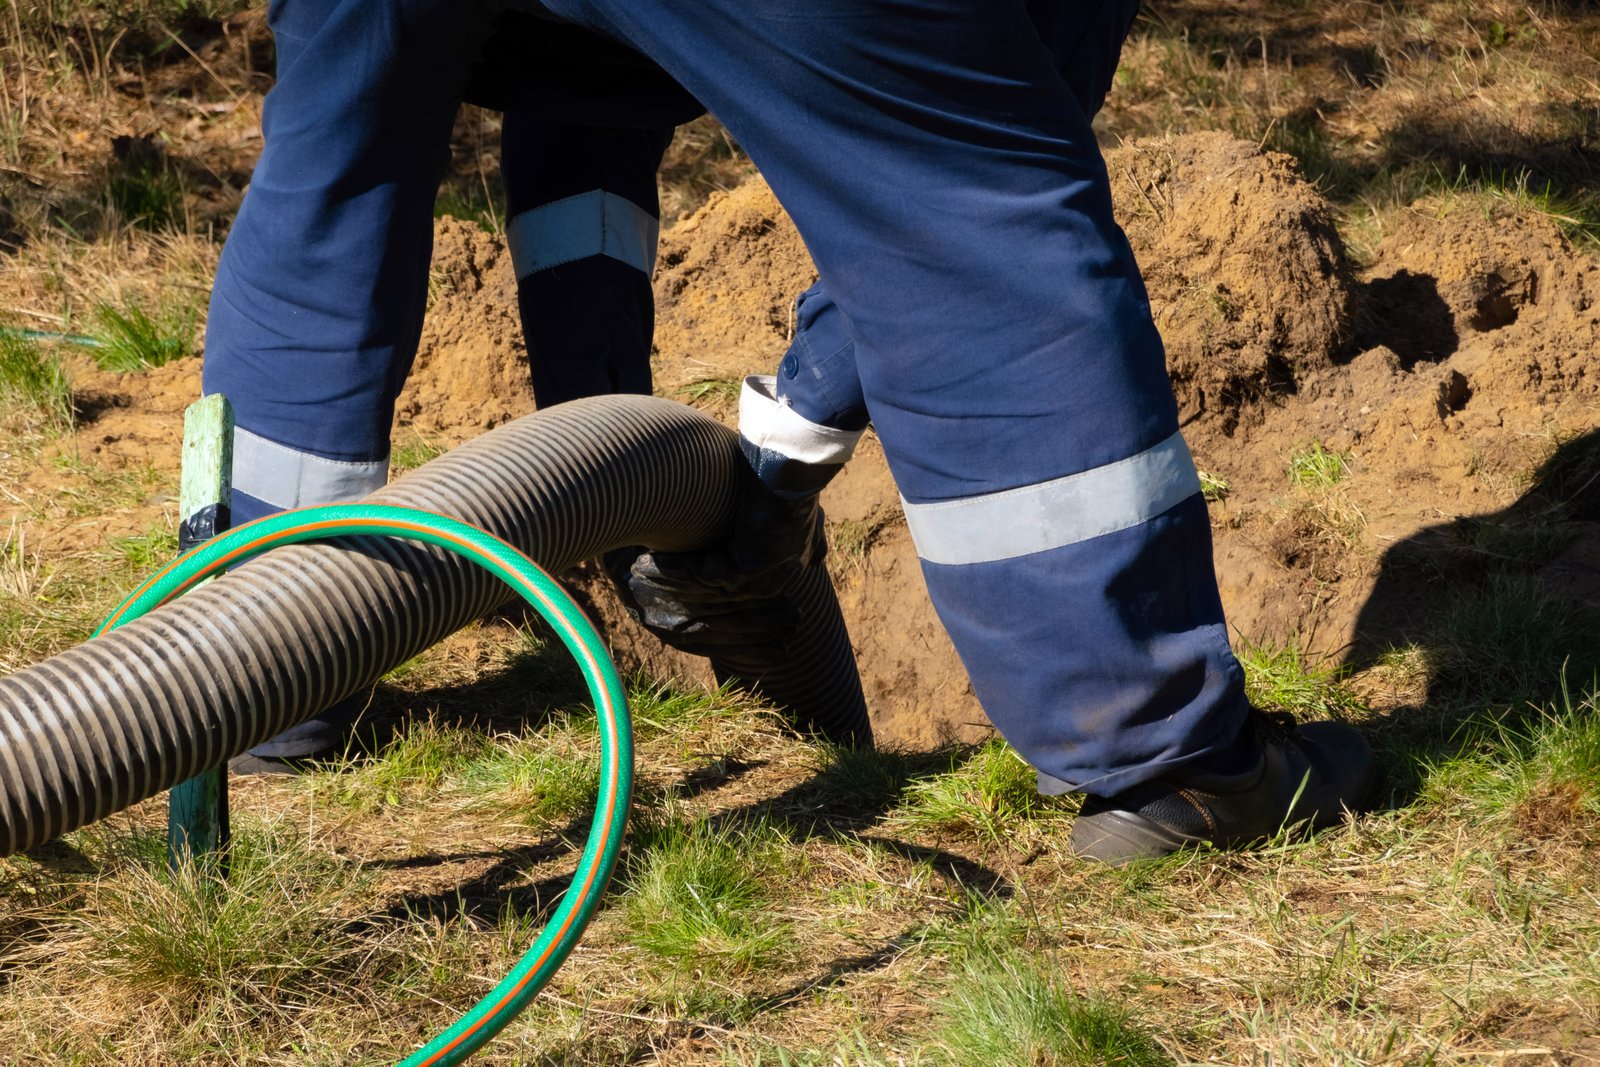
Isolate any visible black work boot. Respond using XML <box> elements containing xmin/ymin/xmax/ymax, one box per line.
<box><xmin>228</xmin><ymin>696</ymin><xmax>363</xmax><ymax>776</ymax></box>
<box><xmin>1069</xmin><ymin>712</ymin><xmax>1376</xmax><ymax>864</ymax></box>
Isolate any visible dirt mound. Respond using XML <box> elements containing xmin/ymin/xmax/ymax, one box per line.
<box><xmin>649</xmin><ymin>180</ymin><xmax>818</xmax><ymax>394</ymax></box>
<box><xmin>1105</xmin><ymin>132</ymin><xmax>1355</xmax><ymax>433</ymax></box>
<box><xmin>395</xmin><ymin>217</ymin><xmax>535</xmax><ymax>445</ymax></box>
<box><xmin>1197</xmin><ymin>197</ymin><xmax>1599</xmax><ymax>660</ymax></box>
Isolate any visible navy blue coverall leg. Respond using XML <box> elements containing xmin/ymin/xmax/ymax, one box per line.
<box><xmin>539</xmin><ymin>0</ymin><xmax>1253</xmax><ymax>797</ymax></box>
<box><xmin>201</xmin><ymin>0</ymin><xmax>681</xmax><ymax>757</ymax></box>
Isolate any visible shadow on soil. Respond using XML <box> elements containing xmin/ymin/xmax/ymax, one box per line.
<box><xmin>1347</xmin><ymin>428</ymin><xmax>1600</xmax><ymax>804</ymax></box>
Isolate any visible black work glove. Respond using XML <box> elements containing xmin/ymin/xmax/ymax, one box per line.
<box><xmin>605</xmin><ymin>469</ymin><xmax>827</xmax><ymax>660</ymax></box>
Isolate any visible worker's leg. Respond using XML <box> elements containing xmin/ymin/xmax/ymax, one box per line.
<box><xmin>540</xmin><ymin>0</ymin><xmax>1247</xmax><ymax>796</ymax></box>
<box><xmin>756</xmin><ymin>0</ymin><xmax>1145</xmax><ymax>490</ymax></box>
<box><xmin>499</xmin><ymin>116</ymin><xmax>673</xmax><ymax>407</ymax></box>
<box><xmin>201</xmin><ymin>0</ymin><xmax>493</xmax><ymax>759</ymax></box>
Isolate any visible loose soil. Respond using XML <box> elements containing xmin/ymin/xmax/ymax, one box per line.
<box><xmin>27</xmin><ymin>131</ymin><xmax>1599</xmax><ymax>748</ymax></box>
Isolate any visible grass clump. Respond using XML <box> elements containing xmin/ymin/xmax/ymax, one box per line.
<box><xmin>76</xmin><ymin>823</ymin><xmax>370</xmax><ymax>1015</ymax></box>
<box><xmin>628</xmin><ymin>679</ymin><xmax>759</xmax><ymax>738</ymax></box>
<box><xmin>106</xmin><ymin>150</ymin><xmax>187</xmax><ymax>232</ymax></box>
<box><xmin>808</xmin><ymin>742</ymin><xmax>916</xmax><ymax>812</ymax></box>
<box><xmin>1288</xmin><ymin>442</ymin><xmax>1351</xmax><ymax>489</ymax></box>
<box><xmin>319</xmin><ymin>718</ymin><xmax>486</xmax><ymax>811</ymax></box>
<box><xmin>935</xmin><ymin>944</ymin><xmax>1171</xmax><ymax>1066</ymax></box>
<box><xmin>1421</xmin><ymin>165</ymin><xmax>1600</xmax><ymax>248</ymax></box>
<box><xmin>1198</xmin><ymin>469</ymin><xmax>1230</xmax><ymax>502</ymax></box>
<box><xmin>899</xmin><ymin>739</ymin><xmax>1068</xmax><ymax>844</ymax></box>
<box><xmin>1425</xmin><ymin>573</ymin><xmax>1596</xmax><ymax>706</ymax></box>
<box><xmin>0</xmin><ymin>330</ymin><xmax>73</xmax><ymax>431</ymax></box>
<box><xmin>458</xmin><ymin>732</ymin><xmax>600</xmax><ymax>829</ymax></box>
<box><xmin>1421</xmin><ymin>684</ymin><xmax>1600</xmax><ymax>839</ymax></box>
<box><xmin>673</xmin><ymin>377</ymin><xmax>742</xmax><ymax>413</ymax></box>
<box><xmin>624</xmin><ymin>813</ymin><xmax>796</xmax><ymax>975</ymax></box>
<box><xmin>1239</xmin><ymin>639</ymin><xmax>1367</xmax><ymax>720</ymax></box>
<box><xmin>389</xmin><ymin>435</ymin><xmax>447</xmax><ymax>475</ymax></box>
<box><xmin>109</xmin><ymin>527</ymin><xmax>178</xmax><ymax>570</ymax></box>
<box><xmin>91</xmin><ymin>301</ymin><xmax>192</xmax><ymax>372</ymax></box>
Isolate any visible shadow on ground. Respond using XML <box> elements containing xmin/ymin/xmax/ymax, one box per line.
<box><xmin>1346</xmin><ymin>428</ymin><xmax>1600</xmax><ymax>802</ymax></box>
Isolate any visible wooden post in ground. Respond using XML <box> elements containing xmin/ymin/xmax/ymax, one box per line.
<box><xmin>166</xmin><ymin>393</ymin><xmax>233</xmax><ymax>874</ymax></box>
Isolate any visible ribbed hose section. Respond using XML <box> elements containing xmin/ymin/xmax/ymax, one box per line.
<box><xmin>709</xmin><ymin>559</ymin><xmax>871</xmax><ymax>747</ymax></box>
<box><xmin>0</xmin><ymin>396</ymin><xmax>868</xmax><ymax>857</ymax></box>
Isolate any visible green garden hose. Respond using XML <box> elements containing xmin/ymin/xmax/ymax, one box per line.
<box><xmin>0</xmin><ymin>325</ymin><xmax>104</xmax><ymax>348</ymax></box>
<box><xmin>97</xmin><ymin>502</ymin><xmax>634</xmax><ymax>1067</ymax></box>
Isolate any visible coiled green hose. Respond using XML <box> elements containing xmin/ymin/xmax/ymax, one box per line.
<box><xmin>97</xmin><ymin>502</ymin><xmax>633</xmax><ymax>1067</ymax></box>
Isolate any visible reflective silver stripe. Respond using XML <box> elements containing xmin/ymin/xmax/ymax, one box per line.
<box><xmin>232</xmin><ymin>428</ymin><xmax>388</xmax><ymax>510</ymax></box>
<box><xmin>902</xmin><ymin>432</ymin><xmax>1202</xmax><ymax>566</ymax></box>
<box><xmin>506</xmin><ymin>190</ymin><xmax>659</xmax><ymax>279</ymax></box>
<box><xmin>738</xmin><ymin>375</ymin><xmax>864</xmax><ymax>465</ymax></box>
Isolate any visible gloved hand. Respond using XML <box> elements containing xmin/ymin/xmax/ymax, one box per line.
<box><xmin>605</xmin><ymin>468</ymin><xmax>827</xmax><ymax>660</ymax></box>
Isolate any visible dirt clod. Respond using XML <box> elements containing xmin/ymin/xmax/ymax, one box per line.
<box><xmin>1105</xmin><ymin>132</ymin><xmax>1356</xmax><ymax>434</ymax></box>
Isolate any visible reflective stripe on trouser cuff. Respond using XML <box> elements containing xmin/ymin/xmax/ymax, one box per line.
<box><xmin>506</xmin><ymin>190</ymin><xmax>659</xmax><ymax>279</ymax></box>
<box><xmin>738</xmin><ymin>375</ymin><xmax>864</xmax><ymax>466</ymax></box>
<box><xmin>902</xmin><ymin>432</ymin><xmax>1202</xmax><ymax>565</ymax></box>
<box><xmin>232</xmin><ymin>427</ymin><xmax>388</xmax><ymax>510</ymax></box>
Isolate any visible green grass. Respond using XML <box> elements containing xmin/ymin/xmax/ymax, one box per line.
<box><xmin>458</xmin><ymin>733</ymin><xmax>601</xmax><ymax>829</ymax></box>
<box><xmin>108</xmin><ymin>527</ymin><xmax>178</xmax><ymax>570</ymax></box>
<box><xmin>1425</xmin><ymin>573</ymin><xmax>1597</xmax><ymax>707</ymax></box>
<box><xmin>390</xmin><ymin>435</ymin><xmax>448</xmax><ymax>475</ymax></box>
<box><xmin>673</xmin><ymin>377</ymin><xmax>742</xmax><ymax>410</ymax></box>
<box><xmin>74</xmin><ymin>823</ymin><xmax>373</xmax><ymax>1013</ymax></box>
<box><xmin>44</xmin><ymin>451</ymin><xmax>169</xmax><ymax>518</ymax></box>
<box><xmin>1197</xmin><ymin>468</ymin><xmax>1230</xmax><ymax>503</ymax></box>
<box><xmin>807</xmin><ymin>742</ymin><xmax>917</xmax><ymax>812</ymax></box>
<box><xmin>1422</xmin><ymin>684</ymin><xmax>1600</xmax><ymax>834</ymax></box>
<box><xmin>935</xmin><ymin>945</ymin><xmax>1171</xmax><ymax>1066</ymax></box>
<box><xmin>0</xmin><ymin>330</ymin><xmax>73</xmax><ymax>431</ymax></box>
<box><xmin>497</xmin><ymin>620</ymin><xmax>596</xmax><ymax>717</ymax></box>
<box><xmin>898</xmin><ymin>739</ymin><xmax>1070</xmax><ymax>844</ymax></box>
<box><xmin>1449</xmin><ymin>514</ymin><xmax>1575</xmax><ymax>566</ymax></box>
<box><xmin>628</xmin><ymin>679</ymin><xmax>757</xmax><ymax>738</ymax></box>
<box><xmin>314</xmin><ymin>712</ymin><xmax>601</xmax><ymax>829</ymax></box>
<box><xmin>1398</xmin><ymin>164</ymin><xmax>1600</xmax><ymax>249</ymax></box>
<box><xmin>106</xmin><ymin>151</ymin><xmax>187</xmax><ymax>232</ymax></box>
<box><xmin>624</xmin><ymin>813</ymin><xmax>796</xmax><ymax>975</ymax></box>
<box><xmin>1287</xmin><ymin>442</ymin><xmax>1351</xmax><ymax>490</ymax></box>
<box><xmin>434</xmin><ymin>177</ymin><xmax>506</xmax><ymax>236</ymax></box>
<box><xmin>318</xmin><ymin>718</ymin><xmax>486</xmax><ymax>811</ymax></box>
<box><xmin>91</xmin><ymin>300</ymin><xmax>193</xmax><ymax>372</ymax></box>
<box><xmin>1238</xmin><ymin>639</ymin><xmax>1367</xmax><ymax>720</ymax></box>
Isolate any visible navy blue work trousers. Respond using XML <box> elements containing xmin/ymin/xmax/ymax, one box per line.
<box><xmin>204</xmin><ymin>0</ymin><xmax>684</xmax><ymax>755</ymax></box>
<box><xmin>203</xmin><ymin>0</ymin><xmax>1252</xmax><ymax>793</ymax></box>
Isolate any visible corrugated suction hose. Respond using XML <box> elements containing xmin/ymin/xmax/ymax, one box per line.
<box><xmin>0</xmin><ymin>395</ymin><xmax>870</xmax><ymax>857</ymax></box>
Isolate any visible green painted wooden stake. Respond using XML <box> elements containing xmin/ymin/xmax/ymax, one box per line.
<box><xmin>166</xmin><ymin>393</ymin><xmax>233</xmax><ymax>873</ymax></box>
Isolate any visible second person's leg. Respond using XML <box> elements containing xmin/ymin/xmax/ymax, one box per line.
<box><xmin>500</xmin><ymin>115</ymin><xmax>673</xmax><ymax>407</ymax></box>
